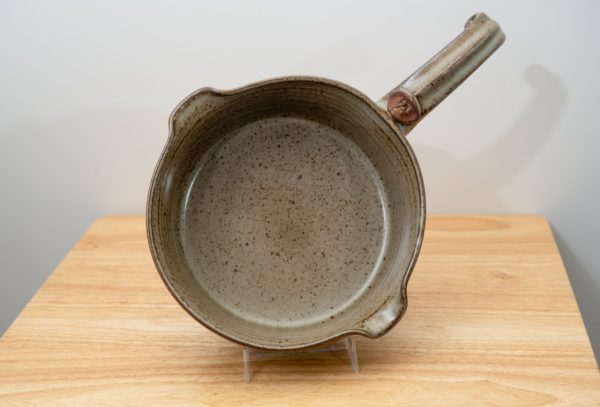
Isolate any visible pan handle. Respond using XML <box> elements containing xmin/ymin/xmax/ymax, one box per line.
<box><xmin>378</xmin><ymin>12</ymin><xmax>505</xmax><ymax>133</ymax></box>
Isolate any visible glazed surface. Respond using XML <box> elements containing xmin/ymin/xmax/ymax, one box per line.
<box><xmin>181</xmin><ymin>117</ymin><xmax>389</xmax><ymax>327</ymax></box>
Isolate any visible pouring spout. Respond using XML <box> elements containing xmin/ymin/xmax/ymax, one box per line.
<box><xmin>356</xmin><ymin>296</ymin><xmax>406</xmax><ymax>338</ymax></box>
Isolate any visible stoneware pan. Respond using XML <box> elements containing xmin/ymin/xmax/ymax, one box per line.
<box><xmin>147</xmin><ymin>13</ymin><xmax>505</xmax><ymax>350</ymax></box>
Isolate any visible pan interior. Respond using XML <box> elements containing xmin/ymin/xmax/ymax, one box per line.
<box><xmin>180</xmin><ymin>116</ymin><xmax>389</xmax><ymax>328</ymax></box>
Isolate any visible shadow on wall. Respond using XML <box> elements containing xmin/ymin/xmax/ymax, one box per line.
<box><xmin>412</xmin><ymin>65</ymin><xmax>600</xmax><ymax>362</ymax></box>
<box><xmin>552</xmin><ymin>228</ymin><xmax>600</xmax><ymax>366</ymax></box>
<box><xmin>0</xmin><ymin>107</ymin><xmax>164</xmax><ymax>334</ymax></box>
<box><xmin>412</xmin><ymin>64</ymin><xmax>567</xmax><ymax>212</ymax></box>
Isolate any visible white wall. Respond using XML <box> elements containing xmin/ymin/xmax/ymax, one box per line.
<box><xmin>1</xmin><ymin>1</ymin><xmax>599</xmax><ymax>362</ymax></box>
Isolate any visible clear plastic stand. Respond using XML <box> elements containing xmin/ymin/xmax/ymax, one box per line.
<box><xmin>242</xmin><ymin>336</ymin><xmax>359</xmax><ymax>383</ymax></box>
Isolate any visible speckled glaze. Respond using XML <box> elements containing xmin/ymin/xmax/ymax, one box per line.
<box><xmin>183</xmin><ymin>116</ymin><xmax>388</xmax><ymax>327</ymax></box>
<box><xmin>147</xmin><ymin>13</ymin><xmax>504</xmax><ymax>350</ymax></box>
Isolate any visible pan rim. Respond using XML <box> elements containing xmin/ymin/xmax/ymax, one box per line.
<box><xmin>147</xmin><ymin>75</ymin><xmax>426</xmax><ymax>350</ymax></box>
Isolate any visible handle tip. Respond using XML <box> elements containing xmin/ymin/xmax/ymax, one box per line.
<box><xmin>464</xmin><ymin>12</ymin><xmax>505</xmax><ymax>45</ymax></box>
<box><xmin>465</xmin><ymin>12</ymin><xmax>486</xmax><ymax>28</ymax></box>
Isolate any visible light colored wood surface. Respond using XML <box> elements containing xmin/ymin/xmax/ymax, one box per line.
<box><xmin>0</xmin><ymin>216</ymin><xmax>598</xmax><ymax>406</ymax></box>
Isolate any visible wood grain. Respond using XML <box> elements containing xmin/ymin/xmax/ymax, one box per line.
<box><xmin>1</xmin><ymin>216</ymin><xmax>598</xmax><ymax>406</ymax></box>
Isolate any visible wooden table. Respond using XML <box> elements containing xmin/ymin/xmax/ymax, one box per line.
<box><xmin>1</xmin><ymin>216</ymin><xmax>598</xmax><ymax>406</ymax></box>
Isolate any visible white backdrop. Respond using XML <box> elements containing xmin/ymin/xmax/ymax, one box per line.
<box><xmin>1</xmin><ymin>1</ymin><xmax>599</xmax><ymax>363</ymax></box>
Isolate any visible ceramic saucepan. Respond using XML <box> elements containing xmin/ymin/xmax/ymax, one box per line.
<box><xmin>147</xmin><ymin>13</ymin><xmax>504</xmax><ymax>349</ymax></box>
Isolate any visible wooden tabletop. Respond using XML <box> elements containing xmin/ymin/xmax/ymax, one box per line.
<box><xmin>1</xmin><ymin>216</ymin><xmax>598</xmax><ymax>406</ymax></box>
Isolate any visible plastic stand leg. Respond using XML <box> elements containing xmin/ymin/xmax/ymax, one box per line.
<box><xmin>242</xmin><ymin>336</ymin><xmax>359</xmax><ymax>383</ymax></box>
